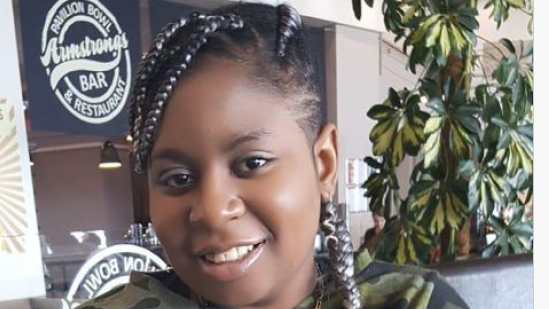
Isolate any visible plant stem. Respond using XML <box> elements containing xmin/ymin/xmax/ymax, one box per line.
<box><xmin>473</xmin><ymin>51</ymin><xmax>492</xmax><ymax>87</ymax></box>
<box><xmin>518</xmin><ymin>8</ymin><xmax>533</xmax><ymax>16</ymax></box>
<box><xmin>463</xmin><ymin>45</ymin><xmax>474</xmax><ymax>94</ymax></box>
<box><xmin>478</xmin><ymin>35</ymin><xmax>506</xmax><ymax>58</ymax></box>
<box><xmin>414</xmin><ymin>63</ymin><xmax>429</xmax><ymax>90</ymax></box>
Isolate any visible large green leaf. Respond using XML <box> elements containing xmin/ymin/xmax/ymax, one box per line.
<box><xmin>371</xmin><ymin>117</ymin><xmax>399</xmax><ymax>155</ymax></box>
<box><xmin>500</xmin><ymin>38</ymin><xmax>516</xmax><ymax>54</ymax></box>
<box><xmin>362</xmin><ymin>157</ymin><xmax>401</xmax><ymax>217</ymax></box>
<box><xmin>454</xmin><ymin>105</ymin><xmax>481</xmax><ymax>133</ymax></box>
<box><xmin>449</xmin><ymin>124</ymin><xmax>468</xmax><ymax>159</ymax></box>
<box><xmin>460</xmin><ymin>155</ymin><xmax>510</xmax><ymax>217</ymax></box>
<box><xmin>380</xmin><ymin>0</ymin><xmax>407</xmax><ymax>40</ymax></box>
<box><xmin>351</xmin><ymin>0</ymin><xmax>375</xmax><ymax>20</ymax></box>
<box><xmin>489</xmin><ymin>43</ymin><xmax>534</xmax><ymax>175</ymax></box>
<box><xmin>405</xmin><ymin>6</ymin><xmax>478</xmax><ymax>68</ymax></box>
<box><xmin>483</xmin><ymin>207</ymin><xmax>532</xmax><ymax>257</ymax></box>
<box><xmin>484</xmin><ymin>0</ymin><xmax>527</xmax><ymax>28</ymax></box>
<box><xmin>493</xmin><ymin>54</ymin><xmax>519</xmax><ymax>87</ymax></box>
<box><xmin>374</xmin><ymin>216</ymin><xmax>434</xmax><ymax>265</ymax></box>
<box><xmin>491</xmin><ymin>116</ymin><xmax>533</xmax><ymax>177</ymax></box>
<box><xmin>408</xmin><ymin>180</ymin><xmax>468</xmax><ymax>236</ymax></box>
<box><xmin>408</xmin><ymin>180</ymin><xmax>437</xmax><ymax>211</ymax></box>
<box><xmin>367</xmin><ymin>105</ymin><xmax>398</xmax><ymax>120</ymax></box>
<box><xmin>368</xmin><ymin>89</ymin><xmax>428</xmax><ymax>167</ymax></box>
<box><xmin>424</xmin><ymin>130</ymin><xmax>442</xmax><ymax>168</ymax></box>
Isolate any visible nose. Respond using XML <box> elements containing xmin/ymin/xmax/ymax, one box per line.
<box><xmin>188</xmin><ymin>168</ymin><xmax>246</xmax><ymax>229</ymax></box>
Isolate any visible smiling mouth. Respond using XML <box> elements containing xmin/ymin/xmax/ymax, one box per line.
<box><xmin>201</xmin><ymin>239</ymin><xmax>266</xmax><ymax>264</ymax></box>
<box><xmin>198</xmin><ymin>239</ymin><xmax>267</xmax><ymax>282</ymax></box>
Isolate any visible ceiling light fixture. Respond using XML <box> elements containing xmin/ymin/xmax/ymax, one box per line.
<box><xmin>99</xmin><ymin>141</ymin><xmax>122</xmax><ymax>170</ymax></box>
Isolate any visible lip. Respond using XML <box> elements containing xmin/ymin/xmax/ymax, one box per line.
<box><xmin>198</xmin><ymin>240</ymin><xmax>266</xmax><ymax>282</ymax></box>
<box><xmin>194</xmin><ymin>238</ymin><xmax>266</xmax><ymax>256</ymax></box>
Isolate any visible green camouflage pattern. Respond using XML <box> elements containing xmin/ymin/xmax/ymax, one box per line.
<box><xmin>77</xmin><ymin>250</ymin><xmax>469</xmax><ymax>309</ymax></box>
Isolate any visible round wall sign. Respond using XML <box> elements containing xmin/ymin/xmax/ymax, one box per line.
<box><xmin>40</xmin><ymin>0</ymin><xmax>132</xmax><ymax>124</ymax></box>
<box><xmin>66</xmin><ymin>244</ymin><xmax>168</xmax><ymax>308</ymax></box>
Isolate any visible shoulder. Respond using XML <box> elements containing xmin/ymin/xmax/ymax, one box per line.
<box><xmin>76</xmin><ymin>270</ymin><xmax>198</xmax><ymax>309</ymax></box>
<box><xmin>353</xmin><ymin>251</ymin><xmax>469</xmax><ymax>309</ymax></box>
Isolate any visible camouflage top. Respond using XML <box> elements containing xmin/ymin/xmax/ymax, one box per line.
<box><xmin>77</xmin><ymin>250</ymin><xmax>469</xmax><ymax>309</ymax></box>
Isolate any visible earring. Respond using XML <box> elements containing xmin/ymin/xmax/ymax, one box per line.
<box><xmin>321</xmin><ymin>197</ymin><xmax>339</xmax><ymax>247</ymax></box>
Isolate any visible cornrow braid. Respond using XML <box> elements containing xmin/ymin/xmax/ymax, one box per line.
<box><xmin>320</xmin><ymin>200</ymin><xmax>361</xmax><ymax>309</ymax></box>
<box><xmin>276</xmin><ymin>4</ymin><xmax>302</xmax><ymax>57</ymax></box>
<box><xmin>130</xmin><ymin>14</ymin><xmax>200</xmax><ymax>168</ymax></box>
<box><xmin>133</xmin><ymin>14</ymin><xmax>244</xmax><ymax>172</ymax></box>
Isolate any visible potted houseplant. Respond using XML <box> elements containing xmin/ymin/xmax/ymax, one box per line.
<box><xmin>353</xmin><ymin>0</ymin><xmax>533</xmax><ymax>264</ymax></box>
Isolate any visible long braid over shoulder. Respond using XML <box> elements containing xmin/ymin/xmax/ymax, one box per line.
<box><xmin>320</xmin><ymin>200</ymin><xmax>362</xmax><ymax>309</ymax></box>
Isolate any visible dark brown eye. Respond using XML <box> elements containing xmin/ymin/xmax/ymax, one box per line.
<box><xmin>167</xmin><ymin>174</ymin><xmax>191</xmax><ymax>187</ymax></box>
<box><xmin>234</xmin><ymin>156</ymin><xmax>272</xmax><ymax>176</ymax></box>
<box><xmin>160</xmin><ymin>171</ymin><xmax>194</xmax><ymax>189</ymax></box>
<box><xmin>245</xmin><ymin>158</ymin><xmax>267</xmax><ymax>170</ymax></box>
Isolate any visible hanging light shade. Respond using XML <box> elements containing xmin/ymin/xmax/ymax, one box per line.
<box><xmin>99</xmin><ymin>141</ymin><xmax>122</xmax><ymax>169</ymax></box>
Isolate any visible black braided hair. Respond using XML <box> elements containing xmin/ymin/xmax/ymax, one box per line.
<box><xmin>321</xmin><ymin>200</ymin><xmax>361</xmax><ymax>309</ymax></box>
<box><xmin>129</xmin><ymin>2</ymin><xmax>361</xmax><ymax>307</ymax></box>
<box><xmin>276</xmin><ymin>4</ymin><xmax>301</xmax><ymax>57</ymax></box>
<box><xmin>134</xmin><ymin>14</ymin><xmax>244</xmax><ymax>171</ymax></box>
<box><xmin>130</xmin><ymin>3</ymin><xmax>322</xmax><ymax>172</ymax></box>
<box><xmin>129</xmin><ymin>15</ymin><xmax>198</xmax><ymax>167</ymax></box>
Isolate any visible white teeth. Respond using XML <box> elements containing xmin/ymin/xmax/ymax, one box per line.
<box><xmin>237</xmin><ymin>246</ymin><xmax>248</xmax><ymax>256</ymax></box>
<box><xmin>225</xmin><ymin>247</ymin><xmax>238</xmax><ymax>262</ymax></box>
<box><xmin>204</xmin><ymin>244</ymin><xmax>256</xmax><ymax>264</ymax></box>
<box><xmin>214</xmin><ymin>253</ymin><xmax>226</xmax><ymax>263</ymax></box>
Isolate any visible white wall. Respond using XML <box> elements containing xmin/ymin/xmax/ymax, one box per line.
<box><xmin>175</xmin><ymin>0</ymin><xmax>532</xmax><ymax>39</ymax></box>
<box><xmin>325</xmin><ymin>24</ymin><xmax>381</xmax><ymax>248</ymax></box>
<box><xmin>0</xmin><ymin>0</ymin><xmax>45</xmax><ymax>300</ymax></box>
<box><xmin>250</xmin><ymin>0</ymin><xmax>384</xmax><ymax>31</ymax></box>
<box><xmin>172</xmin><ymin>0</ymin><xmax>385</xmax><ymax>32</ymax></box>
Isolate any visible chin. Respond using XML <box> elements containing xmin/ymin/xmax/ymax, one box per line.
<box><xmin>200</xmin><ymin>279</ymin><xmax>273</xmax><ymax>308</ymax></box>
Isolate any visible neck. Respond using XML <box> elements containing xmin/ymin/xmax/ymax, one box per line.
<box><xmin>253</xmin><ymin>254</ymin><xmax>318</xmax><ymax>309</ymax></box>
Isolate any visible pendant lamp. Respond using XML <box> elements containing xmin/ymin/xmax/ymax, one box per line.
<box><xmin>99</xmin><ymin>141</ymin><xmax>122</xmax><ymax>169</ymax></box>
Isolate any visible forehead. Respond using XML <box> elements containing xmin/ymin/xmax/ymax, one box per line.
<box><xmin>152</xmin><ymin>58</ymin><xmax>302</xmax><ymax>153</ymax></box>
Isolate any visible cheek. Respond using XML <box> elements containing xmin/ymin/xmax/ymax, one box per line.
<box><xmin>249</xmin><ymin>157</ymin><xmax>321</xmax><ymax>252</ymax></box>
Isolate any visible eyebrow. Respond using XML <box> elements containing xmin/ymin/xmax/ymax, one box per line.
<box><xmin>150</xmin><ymin>128</ymin><xmax>275</xmax><ymax>164</ymax></box>
<box><xmin>225</xmin><ymin>128</ymin><xmax>275</xmax><ymax>152</ymax></box>
<box><xmin>150</xmin><ymin>149</ymin><xmax>195</xmax><ymax>165</ymax></box>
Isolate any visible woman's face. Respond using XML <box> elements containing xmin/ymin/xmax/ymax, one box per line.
<box><xmin>148</xmin><ymin>58</ymin><xmax>336</xmax><ymax>307</ymax></box>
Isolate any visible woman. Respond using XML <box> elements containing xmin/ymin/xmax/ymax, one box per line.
<box><xmin>78</xmin><ymin>3</ymin><xmax>468</xmax><ymax>308</ymax></box>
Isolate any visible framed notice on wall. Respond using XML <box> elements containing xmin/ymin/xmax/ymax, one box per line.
<box><xmin>19</xmin><ymin>0</ymin><xmax>141</xmax><ymax>136</ymax></box>
<box><xmin>0</xmin><ymin>0</ymin><xmax>45</xmax><ymax>301</ymax></box>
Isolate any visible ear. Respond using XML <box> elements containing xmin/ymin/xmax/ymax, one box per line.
<box><xmin>313</xmin><ymin>123</ymin><xmax>338</xmax><ymax>202</ymax></box>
